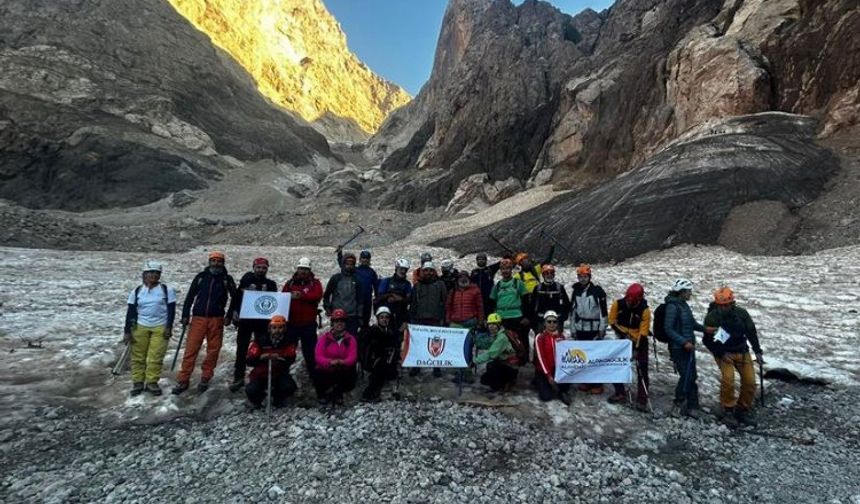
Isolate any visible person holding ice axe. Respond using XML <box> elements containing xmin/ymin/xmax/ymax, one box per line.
<box><xmin>703</xmin><ymin>287</ymin><xmax>764</xmax><ymax>427</ymax></box>
<box><xmin>244</xmin><ymin>315</ymin><xmax>297</xmax><ymax>410</ymax></box>
<box><xmin>608</xmin><ymin>283</ymin><xmax>652</xmax><ymax>412</ymax></box>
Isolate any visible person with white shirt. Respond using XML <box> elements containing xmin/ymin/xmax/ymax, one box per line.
<box><xmin>123</xmin><ymin>260</ymin><xmax>177</xmax><ymax>396</ymax></box>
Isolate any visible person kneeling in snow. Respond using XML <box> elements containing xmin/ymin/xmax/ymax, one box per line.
<box><xmin>244</xmin><ymin>315</ymin><xmax>297</xmax><ymax>408</ymax></box>
<box><xmin>314</xmin><ymin>309</ymin><xmax>359</xmax><ymax>405</ymax></box>
<box><xmin>474</xmin><ymin>313</ymin><xmax>521</xmax><ymax>392</ymax></box>
<box><xmin>534</xmin><ymin>311</ymin><xmax>571</xmax><ymax>404</ymax></box>
<box><xmin>360</xmin><ymin>307</ymin><xmax>401</xmax><ymax>402</ymax></box>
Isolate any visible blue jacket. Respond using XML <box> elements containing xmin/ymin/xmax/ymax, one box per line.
<box><xmin>663</xmin><ymin>294</ymin><xmax>704</xmax><ymax>350</ymax></box>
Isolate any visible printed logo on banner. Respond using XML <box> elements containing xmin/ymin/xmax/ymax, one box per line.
<box><xmin>428</xmin><ymin>337</ymin><xmax>446</xmax><ymax>358</ymax></box>
<box><xmin>563</xmin><ymin>348</ymin><xmax>588</xmax><ymax>365</ymax></box>
<box><xmin>254</xmin><ymin>295</ymin><xmax>278</xmax><ymax>315</ymax></box>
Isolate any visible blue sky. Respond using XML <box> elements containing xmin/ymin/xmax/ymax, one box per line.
<box><xmin>323</xmin><ymin>0</ymin><xmax>615</xmax><ymax>95</ymax></box>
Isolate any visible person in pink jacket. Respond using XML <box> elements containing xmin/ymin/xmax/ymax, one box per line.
<box><xmin>314</xmin><ymin>309</ymin><xmax>358</xmax><ymax>405</ymax></box>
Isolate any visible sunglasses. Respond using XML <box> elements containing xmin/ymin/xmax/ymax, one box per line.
<box><xmin>546</xmin><ymin>320</ymin><xmax>558</xmax><ymax>324</ymax></box>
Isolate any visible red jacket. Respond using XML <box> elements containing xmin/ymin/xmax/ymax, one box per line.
<box><xmin>445</xmin><ymin>284</ymin><xmax>484</xmax><ymax>324</ymax></box>
<box><xmin>245</xmin><ymin>337</ymin><xmax>297</xmax><ymax>382</ymax></box>
<box><xmin>282</xmin><ymin>275</ymin><xmax>323</xmax><ymax>326</ymax></box>
<box><xmin>535</xmin><ymin>330</ymin><xmax>565</xmax><ymax>378</ymax></box>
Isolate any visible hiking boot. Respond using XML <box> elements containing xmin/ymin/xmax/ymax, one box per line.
<box><xmin>229</xmin><ymin>379</ymin><xmax>245</xmax><ymax>393</ymax></box>
<box><xmin>635</xmin><ymin>402</ymin><xmax>649</xmax><ymax>413</ymax></box>
<box><xmin>560</xmin><ymin>392</ymin><xmax>572</xmax><ymax>406</ymax></box>
<box><xmin>317</xmin><ymin>396</ymin><xmax>330</xmax><ymax>406</ymax></box>
<box><xmin>130</xmin><ymin>382</ymin><xmax>145</xmax><ymax>397</ymax></box>
<box><xmin>684</xmin><ymin>408</ymin><xmax>703</xmax><ymax>420</ymax></box>
<box><xmin>577</xmin><ymin>384</ymin><xmax>591</xmax><ymax>392</ymax></box>
<box><xmin>171</xmin><ymin>383</ymin><xmax>189</xmax><ymax>395</ymax></box>
<box><xmin>197</xmin><ymin>381</ymin><xmax>210</xmax><ymax>393</ymax></box>
<box><xmin>145</xmin><ymin>383</ymin><xmax>163</xmax><ymax>396</ymax></box>
<box><xmin>590</xmin><ymin>386</ymin><xmax>604</xmax><ymax>395</ymax></box>
<box><xmin>670</xmin><ymin>402</ymin><xmax>684</xmax><ymax>418</ymax></box>
<box><xmin>432</xmin><ymin>368</ymin><xmax>443</xmax><ymax>378</ymax></box>
<box><xmin>409</xmin><ymin>368</ymin><xmax>421</xmax><ymax>377</ymax></box>
<box><xmin>736</xmin><ymin>410</ymin><xmax>758</xmax><ymax>427</ymax></box>
<box><xmin>607</xmin><ymin>393</ymin><xmax>626</xmax><ymax>404</ymax></box>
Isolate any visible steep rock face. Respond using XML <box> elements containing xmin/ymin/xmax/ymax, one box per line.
<box><xmin>434</xmin><ymin>113</ymin><xmax>839</xmax><ymax>262</ymax></box>
<box><xmin>167</xmin><ymin>0</ymin><xmax>412</xmax><ymax>139</ymax></box>
<box><xmin>0</xmin><ymin>0</ymin><xmax>333</xmax><ymax>211</ymax></box>
<box><xmin>371</xmin><ymin>0</ymin><xmax>859</xmax><ymax>212</ymax></box>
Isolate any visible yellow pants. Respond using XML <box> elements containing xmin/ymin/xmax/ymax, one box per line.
<box><xmin>717</xmin><ymin>352</ymin><xmax>756</xmax><ymax>411</ymax></box>
<box><xmin>130</xmin><ymin>325</ymin><xmax>169</xmax><ymax>384</ymax></box>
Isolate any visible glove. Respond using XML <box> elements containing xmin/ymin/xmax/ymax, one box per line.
<box><xmin>755</xmin><ymin>352</ymin><xmax>764</xmax><ymax>365</ymax></box>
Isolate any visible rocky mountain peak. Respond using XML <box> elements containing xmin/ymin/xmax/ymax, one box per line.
<box><xmin>167</xmin><ymin>0</ymin><xmax>412</xmax><ymax>140</ymax></box>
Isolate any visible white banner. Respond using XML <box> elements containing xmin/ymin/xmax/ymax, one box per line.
<box><xmin>554</xmin><ymin>340</ymin><xmax>633</xmax><ymax>384</ymax></box>
<box><xmin>402</xmin><ymin>324</ymin><xmax>470</xmax><ymax>368</ymax></box>
<box><xmin>239</xmin><ymin>291</ymin><xmax>291</xmax><ymax>320</ymax></box>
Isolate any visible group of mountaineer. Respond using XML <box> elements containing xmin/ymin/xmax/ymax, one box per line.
<box><xmin>123</xmin><ymin>246</ymin><xmax>764</xmax><ymax>426</ymax></box>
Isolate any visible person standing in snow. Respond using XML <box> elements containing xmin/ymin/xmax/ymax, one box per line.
<box><xmin>244</xmin><ymin>315</ymin><xmax>298</xmax><ymax>408</ymax></box>
<box><xmin>570</xmin><ymin>263</ymin><xmax>608</xmax><ymax>395</ymax></box>
<box><xmin>123</xmin><ymin>260</ymin><xmax>176</xmax><ymax>396</ymax></box>
<box><xmin>229</xmin><ymin>257</ymin><xmax>277</xmax><ymax>392</ymax></box>
<box><xmin>173</xmin><ymin>251</ymin><xmax>238</xmax><ymax>395</ymax></box>
<box><xmin>531</xmin><ymin>264</ymin><xmax>570</xmax><ymax>334</ymax></box>
<box><xmin>323</xmin><ymin>252</ymin><xmax>363</xmax><ymax>337</ymax></box>
<box><xmin>408</xmin><ymin>261</ymin><xmax>448</xmax><ymax>378</ymax></box>
<box><xmin>314</xmin><ymin>309</ymin><xmax>359</xmax><ymax>406</ymax></box>
<box><xmin>607</xmin><ymin>283</ymin><xmax>651</xmax><ymax>410</ymax></box>
<box><xmin>375</xmin><ymin>258</ymin><xmax>413</xmax><ymax>332</ymax></box>
<box><xmin>703</xmin><ymin>287</ymin><xmax>763</xmax><ymax>427</ymax></box>
<box><xmin>491</xmin><ymin>258</ymin><xmax>530</xmax><ymax>365</ymax></box>
<box><xmin>412</xmin><ymin>252</ymin><xmax>435</xmax><ymax>285</ymax></box>
<box><xmin>336</xmin><ymin>248</ymin><xmax>378</xmax><ymax>329</ymax></box>
<box><xmin>664</xmin><ymin>278</ymin><xmax>715</xmax><ymax>418</ymax></box>
<box><xmin>282</xmin><ymin>257</ymin><xmax>324</xmax><ymax>380</ymax></box>
<box><xmin>470</xmin><ymin>253</ymin><xmax>501</xmax><ymax>313</ymax></box>
<box><xmin>533</xmin><ymin>311</ymin><xmax>571</xmax><ymax>404</ymax></box>
<box><xmin>439</xmin><ymin>259</ymin><xmax>459</xmax><ymax>292</ymax></box>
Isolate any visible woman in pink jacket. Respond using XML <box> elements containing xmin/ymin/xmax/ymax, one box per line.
<box><xmin>314</xmin><ymin>309</ymin><xmax>358</xmax><ymax>405</ymax></box>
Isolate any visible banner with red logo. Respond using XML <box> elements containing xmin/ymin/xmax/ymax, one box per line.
<box><xmin>554</xmin><ymin>340</ymin><xmax>633</xmax><ymax>383</ymax></box>
<box><xmin>402</xmin><ymin>324</ymin><xmax>470</xmax><ymax>368</ymax></box>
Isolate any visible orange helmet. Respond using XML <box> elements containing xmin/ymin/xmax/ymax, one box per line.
<box><xmin>514</xmin><ymin>252</ymin><xmax>529</xmax><ymax>265</ymax></box>
<box><xmin>269</xmin><ymin>315</ymin><xmax>288</xmax><ymax>327</ymax></box>
<box><xmin>713</xmin><ymin>287</ymin><xmax>735</xmax><ymax>305</ymax></box>
<box><xmin>541</xmin><ymin>264</ymin><xmax>556</xmax><ymax>275</ymax></box>
<box><xmin>576</xmin><ymin>263</ymin><xmax>592</xmax><ymax>276</ymax></box>
<box><xmin>208</xmin><ymin>250</ymin><xmax>225</xmax><ymax>261</ymax></box>
<box><xmin>500</xmin><ymin>258</ymin><xmax>514</xmax><ymax>268</ymax></box>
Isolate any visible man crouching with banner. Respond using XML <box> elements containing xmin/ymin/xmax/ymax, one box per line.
<box><xmin>534</xmin><ymin>311</ymin><xmax>571</xmax><ymax>405</ymax></box>
<box><xmin>360</xmin><ymin>307</ymin><xmax>401</xmax><ymax>402</ymax></box>
<box><xmin>474</xmin><ymin>313</ymin><xmax>522</xmax><ymax>392</ymax></box>
<box><xmin>245</xmin><ymin>315</ymin><xmax>297</xmax><ymax>408</ymax></box>
<box><xmin>314</xmin><ymin>309</ymin><xmax>358</xmax><ymax>406</ymax></box>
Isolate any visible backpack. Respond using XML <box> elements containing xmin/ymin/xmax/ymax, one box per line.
<box><xmin>134</xmin><ymin>283</ymin><xmax>169</xmax><ymax>310</ymax></box>
<box><xmin>652</xmin><ymin>303</ymin><xmax>670</xmax><ymax>343</ymax></box>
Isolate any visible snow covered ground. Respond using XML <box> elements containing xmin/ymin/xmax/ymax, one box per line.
<box><xmin>1</xmin><ymin>243</ymin><xmax>860</xmax><ymax>502</ymax></box>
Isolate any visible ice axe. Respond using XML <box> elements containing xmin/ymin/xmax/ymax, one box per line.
<box><xmin>336</xmin><ymin>225</ymin><xmax>366</xmax><ymax>252</ymax></box>
<box><xmin>112</xmin><ymin>342</ymin><xmax>131</xmax><ymax>376</ymax></box>
<box><xmin>170</xmin><ymin>324</ymin><xmax>188</xmax><ymax>372</ymax></box>
<box><xmin>538</xmin><ymin>227</ymin><xmax>575</xmax><ymax>258</ymax></box>
<box><xmin>758</xmin><ymin>355</ymin><xmax>765</xmax><ymax>407</ymax></box>
<box><xmin>488</xmin><ymin>232</ymin><xmax>514</xmax><ymax>255</ymax></box>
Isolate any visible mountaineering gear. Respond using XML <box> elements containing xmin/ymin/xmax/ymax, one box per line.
<box><xmin>283</xmin><ymin>265</ymin><xmax>324</xmax><ymax>378</ymax></box>
<box><xmin>130</xmin><ymin>382</ymin><xmax>144</xmax><ymax>396</ymax></box>
<box><xmin>396</xmin><ymin>258</ymin><xmax>410</xmax><ymax>269</ymax></box>
<box><xmin>664</xmin><ymin>291</ymin><xmax>705</xmax><ymax>412</ymax></box>
<box><xmin>716</xmin><ymin>353</ymin><xmax>757</xmax><ymax>411</ymax></box>
<box><xmin>571</xmin><ymin>281</ymin><xmax>608</xmax><ymax>334</ymax></box>
<box><xmin>440</xmin><ymin>259</ymin><xmax>454</xmax><ymax>271</ymax></box>
<box><xmin>337</xmin><ymin>249</ymin><xmax>379</xmax><ymax>327</ymax></box>
<box><xmin>487</xmin><ymin>313</ymin><xmax>503</xmax><ymax>325</ymax></box>
<box><xmin>534</xmin><ymin>326</ymin><xmax>569</xmax><ymax>402</ymax></box>
<box><xmin>125</xmin><ymin>278</ymin><xmax>176</xmax><ymax>384</ymax></box>
<box><xmin>143</xmin><ymin>260</ymin><xmax>163</xmax><ymax>273</ymax></box>
<box><xmin>360</xmin><ymin>250</ymin><xmax>371</xmax><ymax>259</ymax></box>
<box><xmin>296</xmin><ymin>257</ymin><xmax>313</xmax><ymax>270</ymax></box>
<box><xmin>736</xmin><ymin>409</ymin><xmax>758</xmax><ymax>427</ymax></box>
<box><xmin>544</xmin><ymin>310</ymin><xmax>559</xmax><ymax>320</ymax></box>
<box><xmin>624</xmin><ymin>283</ymin><xmax>644</xmax><ymax>305</ymax></box>
<box><xmin>541</xmin><ymin>264</ymin><xmax>555</xmax><ymax>275</ymax></box>
<box><xmin>703</xmin><ymin>304</ymin><xmax>762</xmax><ymax>357</ymax></box>
<box><xmin>376</xmin><ymin>272</ymin><xmax>413</xmax><ymax>330</ymax></box>
<box><xmin>360</xmin><ymin>322</ymin><xmax>401</xmax><ymax>401</ymax></box>
<box><xmin>197</xmin><ymin>381</ymin><xmax>210</xmax><ymax>393</ymax></box>
<box><xmin>125</xmin><ymin>283</ymin><xmax>176</xmax><ymax>333</ymax></box>
<box><xmin>145</xmin><ymin>383</ymin><xmax>163</xmax><ymax>396</ymax></box>
<box><xmin>609</xmin><ymin>290</ymin><xmax>652</xmax><ymax>407</ymax></box>
<box><xmin>171</xmin><ymin>382</ymin><xmax>189</xmax><ymax>395</ymax></box>
<box><xmin>713</xmin><ymin>286</ymin><xmax>735</xmax><ymax>305</ymax></box>
<box><xmin>181</xmin><ymin>267</ymin><xmax>237</xmax><ymax>320</ymax></box>
<box><xmin>490</xmin><ymin>278</ymin><xmax>527</xmax><ymax>320</ymax></box>
<box><xmin>671</xmin><ymin>347</ymin><xmax>700</xmax><ymax>413</ymax></box>
<box><xmin>576</xmin><ymin>263</ymin><xmax>592</xmax><ymax>276</ymax></box>
<box><xmin>663</xmin><ymin>293</ymin><xmax>706</xmax><ymax>350</ymax></box>
<box><xmin>409</xmin><ymin>273</ymin><xmax>447</xmax><ymax>323</ymax></box>
<box><xmin>323</xmin><ymin>267</ymin><xmax>363</xmax><ymax>335</ymax></box>
<box><xmin>208</xmin><ymin>251</ymin><xmax>225</xmax><ymax>260</ymax></box>
<box><xmin>376</xmin><ymin>306</ymin><xmax>391</xmax><ymax>316</ymax></box>
<box><xmin>252</xmin><ymin>257</ymin><xmax>270</xmax><ymax>268</ymax></box>
<box><xmin>672</xmin><ymin>278</ymin><xmax>694</xmax><ymax>292</ymax></box>
<box><xmin>331</xmin><ymin>308</ymin><xmax>347</xmax><ymax>320</ymax></box>
<box><xmin>532</xmin><ymin>279</ymin><xmax>571</xmax><ymax>332</ymax></box>
<box><xmin>652</xmin><ymin>304</ymin><xmax>670</xmax><ymax>343</ymax></box>
<box><xmin>245</xmin><ymin>327</ymin><xmax>298</xmax><ymax>408</ymax></box>
<box><xmin>176</xmin><ymin>317</ymin><xmax>225</xmax><ymax>386</ymax></box>
<box><xmin>475</xmin><ymin>326</ymin><xmax>519</xmax><ymax>391</ymax></box>
<box><xmin>446</xmin><ymin>281</ymin><xmax>484</xmax><ymax>326</ymax></box>
<box><xmin>420</xmin><ymin>252</ymin><xmax>433</xmax><ymax>263</ymax></box>
<box><xmin>314</xmin><ymin>328</ymin><xmax>359</xmax><ymax>401</ymax></box>
<box><xmin>232</xmin><ymin>269</ymin><xmax>277</xmax><ymax>386</ymax></box>
<box><xmin>470</xmin><ymin>260</ymin><xmax>501</xmax><ymax>313</ymax></box>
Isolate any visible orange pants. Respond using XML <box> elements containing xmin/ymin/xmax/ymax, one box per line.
<box><xmin>717</xmin><ymin>352</ymin><xmax>757</xmax><ymax>411</ymax></box>
<box><xmin>176</xmin><ymin>316</ymin><xmax>224</xmax><ymax>384</ymax></box>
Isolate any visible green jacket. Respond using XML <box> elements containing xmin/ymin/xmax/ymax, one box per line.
<box><xmin>474</xmin><ymin>330</ymin><xmax>515</xmax><ymax>364</ymax></box>
<box><xmin>490</xmin><ymin>277</ymin><xmax>527</xmax><ymax>319</ymax></box>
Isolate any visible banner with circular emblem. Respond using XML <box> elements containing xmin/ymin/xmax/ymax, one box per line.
<box><xmin>239</xmin><ymin>291</ymin><xmax>292</xmax><ymax>320</ymax></box>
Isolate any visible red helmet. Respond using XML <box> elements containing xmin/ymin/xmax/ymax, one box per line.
<box><xmin>253</xmin><ymin>257</ymin><xmax>269</xmax><ymax>267</ymax></box>
<box><xmin>331</xmin><ymin>309</ymin><xmax>347</xmax><ymax>321</ymax></box>
<box><xmin>500</xmin><ymin>258</ymin><xmax>514</xmax><ymax>268</ymax></box>
<box><xmin>624</xmin><ymin>283</ymin><xmax>644</xmax><ymax>305</ymax></box>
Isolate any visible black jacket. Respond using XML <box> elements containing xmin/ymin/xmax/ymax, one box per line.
<box><xmin>182</xmin><ymin>268</ymin><xmax>238</xmax><ymax>319</ymax></box>
<box><xmin>232</xmin><ymin>271</ymin><xmax>278</xmax><ymax>322</ymax></box>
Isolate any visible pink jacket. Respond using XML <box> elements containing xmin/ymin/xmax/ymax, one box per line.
<box><xmin>314</xmin><ymin>330</ymin><xmax>358</xmax><ymax>370</ymax></box>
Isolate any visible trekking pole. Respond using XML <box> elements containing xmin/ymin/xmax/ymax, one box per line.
<box><xmin>538</xmin><ymin>228</ymin><xmax>575</xmax><ymax>257</ymax></box>
<box><xmin>488</xmin><ymin>233</ymin><xmax>514</xmax><ymax>255</ymax></box>
<box><xmin>635</xmin><ymin>359</ymin><xmax>654</xmax><ymax>414</ymax></box>
<box><xmin>758</xmin><ymin>358</ymin><xmax>765</xmax><ymax>407</ymax></box>
<box><xmin>112</xmin><ymin>343</ymin><xmax>131</xmax><ymax>376</ymax></box>
<box><xmin>652</xmin><ymin>334</ymin><xmax>659</xmax><ymax>372</ymax></box>
<box><xmin>336</xmin><ymin>225</ymin><xmax>366</xmax><ymax>251</ymax></box>
<box><xmin>170</xmin><ymin>324</ymin><xmax>188</xmax><ymax>372</ymax></box>
<box><xmin>267</xmin><ymin>357</ymin><xmax>273</xmax><ymax>419</ymax></box>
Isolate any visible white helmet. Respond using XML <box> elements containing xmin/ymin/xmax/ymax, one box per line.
<box><xmin>421</xmin><ymin>261</ymin><xmax>435</xmax><ymax>270</ymax></box>
<box><xmin>376</xmin><ymin>306</ymin><xmax>392</xmax><ymax>316</ymax></box>
<box><xmin>395</xmin><ymin>258</ymin><xmax>410</xmax><ymax>269</ymax></box>
<box><xmin>672</xmin><ymin>278</ymin><xmax>694</xmax><ymax>292</ymax></box>
<box><xmin>440</xmin><ymin>259</ymin><xmax>454</xmax><ymax>271</ymax></box>
<box><xmin>296</xmin><ymin>257</ymin><xmax>312</xmax><ymax>271</ymax></box>
<box><xmin>143</xmin><ymin>260</ymin><xmax>162</xmax><ymax>273</ymax></box>
<box><xmin>543</xmin><ymin>310</ymin><xmax>559</xmax><ymax>321</ymax></box>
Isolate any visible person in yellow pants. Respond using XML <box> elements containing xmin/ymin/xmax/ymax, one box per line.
<box><xmin>124</xmin><ymin>260</ymin><xmax>177</xmax><ymax>396</ymax></box>
<box><xmin>703</xmin><ymin>287</ymin><xmax>763</xmax><ymax>427</ymax></box>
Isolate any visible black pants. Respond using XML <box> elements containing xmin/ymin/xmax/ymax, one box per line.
<box><xmin>235</xmin><ymin>321</ymin><xmax>268</xmax><ymax>381</ymax></box>
<box><xmin>671</xmin><ymin>347</ymin><xmax>699</xmax><ymax>409</ymax></box>
<box><xmin>481</xmin><ymin>360</ymin><xmax>518</xmax><ymax>391</ymax></box>
<box><xmin>535</xmin><ymin>372</ymin><xmax>570</xmax><ymax>401</ymax></box>
<box><xmin>613</xmin><ymin>337</ymin><xmax>650</xmax><ymax>405</ymax></box>
<box><xmin>288</xmin><ymin>324</ymin><xmax>318</xmax><ymax>373</ymax></box>
<box><xmin>246</xmin><ymin>372</ymin><xmax>297</xmax><ymax>407</ymax></box>
<box><xmin>314</xmin><ymin>367</ymin><xmax>357</xmax><ymax>398</ymax></box>
<box><xmin>363</xmin><ymin>352</ymin><xmax>399</xmax><ymax>399</ymax></box>
<box><xmin>502</xmin><ymin>318</ymin><xmax>530</xmax><ymax>364</ymax></box>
